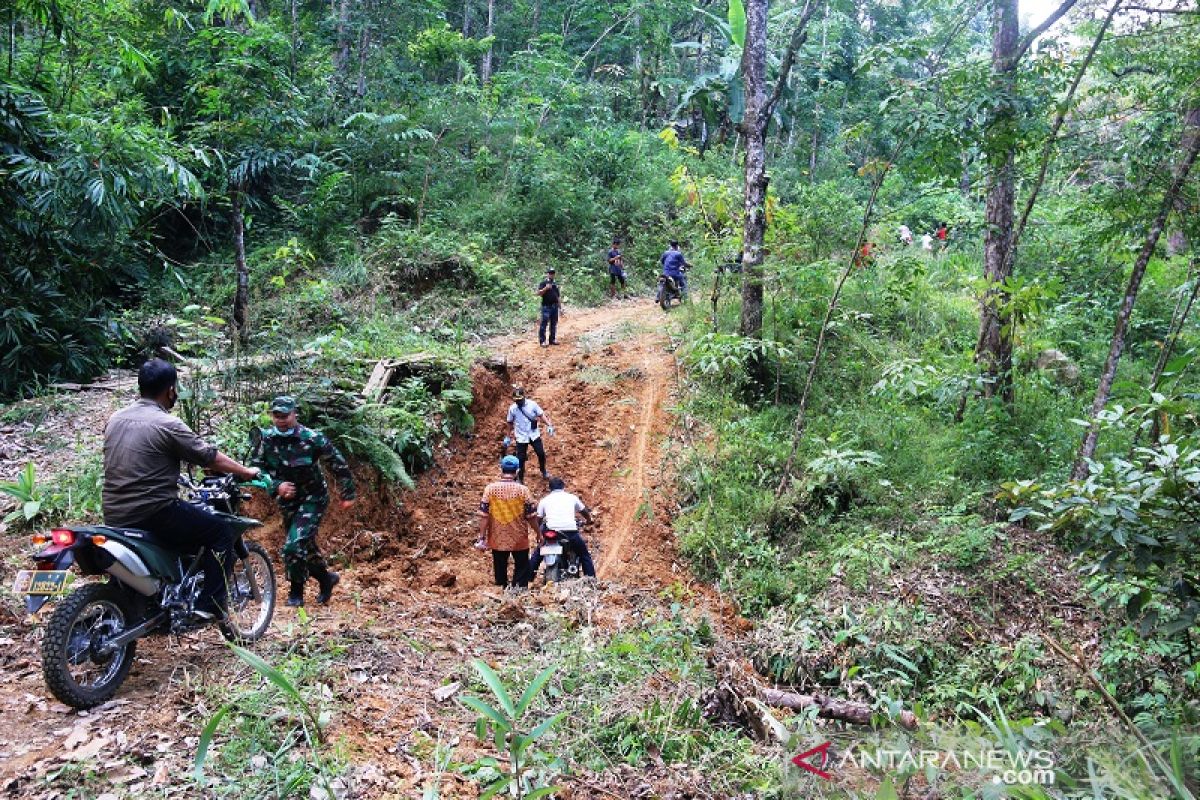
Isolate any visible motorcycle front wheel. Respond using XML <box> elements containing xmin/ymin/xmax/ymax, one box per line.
<box><xmin>219</xmin><ymin>541</ymin><xmax>276</xmax><ymax>644</ymax></box>
<box><xmin>42</xmin><ymin>582</ymin><xmax>137</xmax><ymax>709</ymax></box>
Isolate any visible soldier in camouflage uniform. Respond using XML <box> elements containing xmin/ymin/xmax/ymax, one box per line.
<box><xmin>251</xmin><ymin>396</ymin><xmax>356</xmax><ymax>607</ymax></box>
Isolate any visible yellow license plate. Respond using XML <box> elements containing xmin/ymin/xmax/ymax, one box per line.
<box><xmin>13</xmin><ymin>570</ymin><xmax>71</xmax><ymax>596</ymax></box>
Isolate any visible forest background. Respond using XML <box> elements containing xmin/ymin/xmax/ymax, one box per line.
<box><xmin>2</xmin><ymin>0</ymin><xmax>1200</xmax><ymax>796</ymax></box>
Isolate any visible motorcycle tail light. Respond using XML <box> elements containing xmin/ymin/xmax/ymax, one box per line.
<box><xmin>90</xmin><ymin>534</ymin><xmax>108</xmax><ymax>546</ymax></box>
<box><xmin>30</xmin><ymin>533</ymin><xmax>49</xmax><ymax>546</ymax></box>
<box><xmin>544</xmin><ymin>530</ymin><xmax>558</xmax><ymax>540</ymax></box>
<box><xmin>50</xmin><ymin>529</ymin><xmax>75</xmax><ymax>547</ymax></box>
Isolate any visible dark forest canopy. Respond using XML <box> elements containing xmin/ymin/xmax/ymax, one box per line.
<box><xmin>2</xmin><ymin>0</ymin><xmax>1194</xmax><ymax>395</ymax></box>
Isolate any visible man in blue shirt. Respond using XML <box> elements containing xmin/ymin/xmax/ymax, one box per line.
<box><xmin>660</xmin><ymin>240</ymin><xmax>690</xmax><ymax>296</ymax></box>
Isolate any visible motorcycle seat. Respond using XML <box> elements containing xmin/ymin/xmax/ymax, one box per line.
<box><xmin>104</xmin><ymin>527</ymin><xmax>197</xmax><ymax>553</ymax></box>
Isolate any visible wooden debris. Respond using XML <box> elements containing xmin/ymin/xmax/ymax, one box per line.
<box><xmin>702</xmin><ymin>656</ymin><xmax>917</xmax><ymax>740</ymax></box>
<box><xmin>477</xmin><ymin>355</ymin><xmax>508</xmax><ymax>373</ymax></box>
<box><xmin>362</xmin><ymin>353</ymin><xmax>445</xmax><ymax>399</ymax></box>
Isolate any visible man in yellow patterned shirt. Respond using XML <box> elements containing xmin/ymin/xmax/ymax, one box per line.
<box><xmin>478</xmin><ymin>455</ymin><xmax>538</xmax><ymax>587</ymax></box>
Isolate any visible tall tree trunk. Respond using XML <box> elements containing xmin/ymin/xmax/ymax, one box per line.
<box><xmin>333</xmin><ymin>0</ymin><xmax>351</xmax><ymax>86</ymax></box>
<box><xmin>739</xmin><ymin>0</ymin><xmax>818</xmax><ymax>388</ymax></box>
<box><xmin>1071</xmin><ymin>105</ymin><xmax>1200</xmax><ymax>478</ymax></box>
<box><xmin>289</xmin><ymin>0</ymin><xmax>299</xmax><ymax>80</ymax></box>
<box><xmin>231</xmin><ymin>191</ymin><xmax>250</xmax><ymax>345</ymax></box>
<box><xmin>356</xmin><ymin>17</ymin><xmax>369</xmax><ymax>98</ymax></box>
<box><xmin>459</xmin><ymin>0</ymin><xmax>471</xmax><ymax>82</ymax></box>
<box><xmin>480</xmin><ymin>0</ymin><xmax>495</xmax><ymax>83</ymax></box>
<box><xmin>975</xmin><ymin>0</ymin><xmax>1020</xmax><ymax>405</ymax></box>
<box><xmin>7</xmin><ymin>11</ymin><xmax>15</xmax><ymax>78</ymax></box>
<box><xmin>738</xmin><ymin>0</ymin><xmax>769</xmax><ymax>387</ymax></box>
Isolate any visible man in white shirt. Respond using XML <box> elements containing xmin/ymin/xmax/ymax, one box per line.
<box><xmin>505</xmin><ymin>386</ymin><xmax>554</xmax><ymax>483</ymax></box>
<box><xmin>516</xmin><ymin>477</ymin><xmax>596</xmax><ymax>584</ymax></box>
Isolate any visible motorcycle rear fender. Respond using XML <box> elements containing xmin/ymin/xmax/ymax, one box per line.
<box><xmin>86</xmin><ymin>527</ymin><xmax>180</xmax><ymax>579</ymax></box>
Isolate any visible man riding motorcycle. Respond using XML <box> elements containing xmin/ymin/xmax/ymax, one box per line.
<box><xmin>515</xmin><ymin>476</ymin><xmax>596</xmax><ymax>585</ymax></box>
<box><xmin>101</xmin><ymin>359</ymin><xmax>260</xmax><ymax>620</ymax></box>
<box><xmin>659</xmin><ymin>239</ymin><xmax>691</xmax><ymax>298</ymax></box>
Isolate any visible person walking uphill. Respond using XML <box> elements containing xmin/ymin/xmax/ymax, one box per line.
<box><xmin>505</xmin><ymin>385</ymin><xmax>554</xmax><ymax>483</ymax></box>
<box><xmin>477</xmin><ymin>455</ymin><xmax>539</xmax><ymax>587</ymax></box>
<box><xmin>251</xmin><ymin>396</ymin><xmax>356</xmax><ymax>607</ymax></box>
<box><xmin>537</xmin><ymin>268</ymin><xmax>561</xmax><ymax>347</ymax></box>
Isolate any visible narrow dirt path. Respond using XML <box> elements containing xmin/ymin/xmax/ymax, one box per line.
<box><xmin>0</xmin><ymin>298</ymin><xmax>714</xmax><ymax>799</ymax></box>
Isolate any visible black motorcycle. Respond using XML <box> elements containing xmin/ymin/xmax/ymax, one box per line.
<box><xmin>656</xmin><ymin>273</ymin><xmax>685</xmax><ymax>311</ymax></box>
<box><xmin>538</xmin><ymin>524</ymin><xmax>587</xmax><ymax>583</ymax></box>
<box><xmin>13</xmin><ymin>473</ymin><xmax>276</xmax><ymax>709</ymax></box>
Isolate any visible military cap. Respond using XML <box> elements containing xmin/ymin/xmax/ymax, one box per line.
<box><xmin>270</xmin><ymin>395</ymin><xmax>298</xmax><ymax>414</ymax></box>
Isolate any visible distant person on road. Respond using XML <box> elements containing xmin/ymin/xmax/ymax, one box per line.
<box><xmin>251</xmin><ymin>395</ymin><xmax>356</xmax><ymax>607</ymax></box>
<box><xmin>537</xmin><ymin>268</ymin><xmax>560</xmax><ymax>347</ymax></box>
<box><xmin>660</xmin><ymin>240</ymin><xmax>691</xmax><ymax>297</ymax></box>
<box><xmin>607</xmin><ymin>238</ymin><xmax>627</xmax><ymax>300</ymax></box>
<box><xmin>504</xmin><ymin>385</ymin><xmax>554</xmax><ymax>483</ymax></box>
<box><xmin>921</xmin><ymin>232</ymin><xmax>934</xmax><ymax>252</ymax></box>
<box><xmin>936</xmin><ymin>223</ymin><xmax>949</xmax><ymax>251</ymax></box>
<box><xmin>898</xmin><ymin>224</ymin><xmax>913</xmax><ymax>246</ymax></box>
<box><xmin>476</xmin><ymin>455</ymin><xmax>538</xmax><ymax>588</ymax></box>
<box><xmin>515</xmin><ymin>476</ymin><xmax>596</xmax><ymax>585</ymax></box>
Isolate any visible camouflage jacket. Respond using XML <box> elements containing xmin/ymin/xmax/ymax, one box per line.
<box><xmin>251</xmin><ymin>424</ymin><xmax>356</xmax><ymax>502</ymax></box>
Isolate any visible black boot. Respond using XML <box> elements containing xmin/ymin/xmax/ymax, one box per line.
<box><xmin>311</xmin><ymin>564</ymin><xmax>340</xmax><ymax>605</ymax></box>
<box><xmin>287</xmin><ymin>579</ymin><xmax>305</xmax><ymax>607</ymax></box>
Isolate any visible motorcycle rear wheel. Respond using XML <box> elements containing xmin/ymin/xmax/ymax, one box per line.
<box><xmin>219</xmin><ymin>541</ymin><xmax>276</xmax><ymax>644</ymax></box>
<box><xmin>42</xmin><ymin>582</ymin><xmax>137</xmax><ymax>709</ymax></box>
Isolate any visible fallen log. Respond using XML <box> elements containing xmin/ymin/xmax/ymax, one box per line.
<box><xmin>760</xmin><ymin>686</ymin><xmax>918</xmax><ymax>730</ymax></box>
<box><xmin>702</xmin><ymin>657</ymin><xmax>917</xmax><ymax>741</ymax></box>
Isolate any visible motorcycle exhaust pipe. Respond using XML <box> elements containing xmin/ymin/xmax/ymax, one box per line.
<box><xmin>105</xmin><ymin>560</ymin><xmax>161</xmax><ymax>596</ymax></box>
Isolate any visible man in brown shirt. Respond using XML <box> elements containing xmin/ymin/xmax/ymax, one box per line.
<box><xmin>103</xmin><ymin>359</ymin><xmax>259</xmax><ymax>618</ymax></box>
<box><xmin>477</xmin><ymin>455</ymin><xmax>538</xmax><ymax>587</ymax></box>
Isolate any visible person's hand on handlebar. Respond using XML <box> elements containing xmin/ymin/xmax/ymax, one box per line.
<box><xmin>278</xmin><ymin>481</ymin><xmax>297</xmax><ymax>500</ymax></box>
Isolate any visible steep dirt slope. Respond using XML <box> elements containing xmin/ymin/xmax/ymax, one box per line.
<box><xmin>0</xmin><ymin>299</ymin><xmax>729</xmax><ymax>799</ymax></box>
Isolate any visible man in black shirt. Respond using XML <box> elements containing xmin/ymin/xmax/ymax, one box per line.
<box><xmin>537</xmin><ymin>268</ymin><xmax>561</xmax><ymax>347</ymax></box>
<box><xmin>607</xmin><ymin>238</ymin><xmax>627</xmax><ymax>299</ymax></box>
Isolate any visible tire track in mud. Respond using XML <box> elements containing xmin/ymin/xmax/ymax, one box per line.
<box><xmin>597</xmin><ymin>348</ymin><xmax>665</xmax><ymax>578</ymax></box>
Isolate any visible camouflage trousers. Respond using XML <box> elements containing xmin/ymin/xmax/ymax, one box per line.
<box><xmin>280</xmin><ymin>496</ymin><xmax>329</xmax><ymax>584</ymax></box>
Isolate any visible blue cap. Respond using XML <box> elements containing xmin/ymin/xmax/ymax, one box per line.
<box><xmin>500</xmin><ymin>455</ymin><xmax>520</xmax><ymax>472</ymax></box>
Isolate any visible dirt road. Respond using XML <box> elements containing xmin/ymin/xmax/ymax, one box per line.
<box><xmin>0</xmin><ymin>299</ymin><xmax>706</xmax><ymax>799</ymax></box>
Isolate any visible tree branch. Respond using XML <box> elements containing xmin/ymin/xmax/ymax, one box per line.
<box><xmin>1015</xmin><ymin>0</ymin><xmax>1081</xmax><ymax>62</ymax></box>
<box><xmin>1124</xmin><ymin>4</ymin><xmax>1198</xmax><ymax>13</ymax></box>
<box><xmin>762</xmin><ymin>0</ymin><xmax>820</xmax><ymax>126</ymax></box>
<box><xmin>1013</xmin><ymin>0</ymin><xmax>1122</xmax><ymax>250</ymax></box>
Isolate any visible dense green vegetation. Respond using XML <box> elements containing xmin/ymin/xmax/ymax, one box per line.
<box><xmin>4</xmin><ymin>0</ymin><xmax>1200</xmax><ymax>795</ymax></box>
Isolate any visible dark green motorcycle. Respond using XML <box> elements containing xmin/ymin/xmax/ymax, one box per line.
<box><xmin>14</xmin><ymin>473</ymin><xmax>277</xmax><ymax>709</ymax></box>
